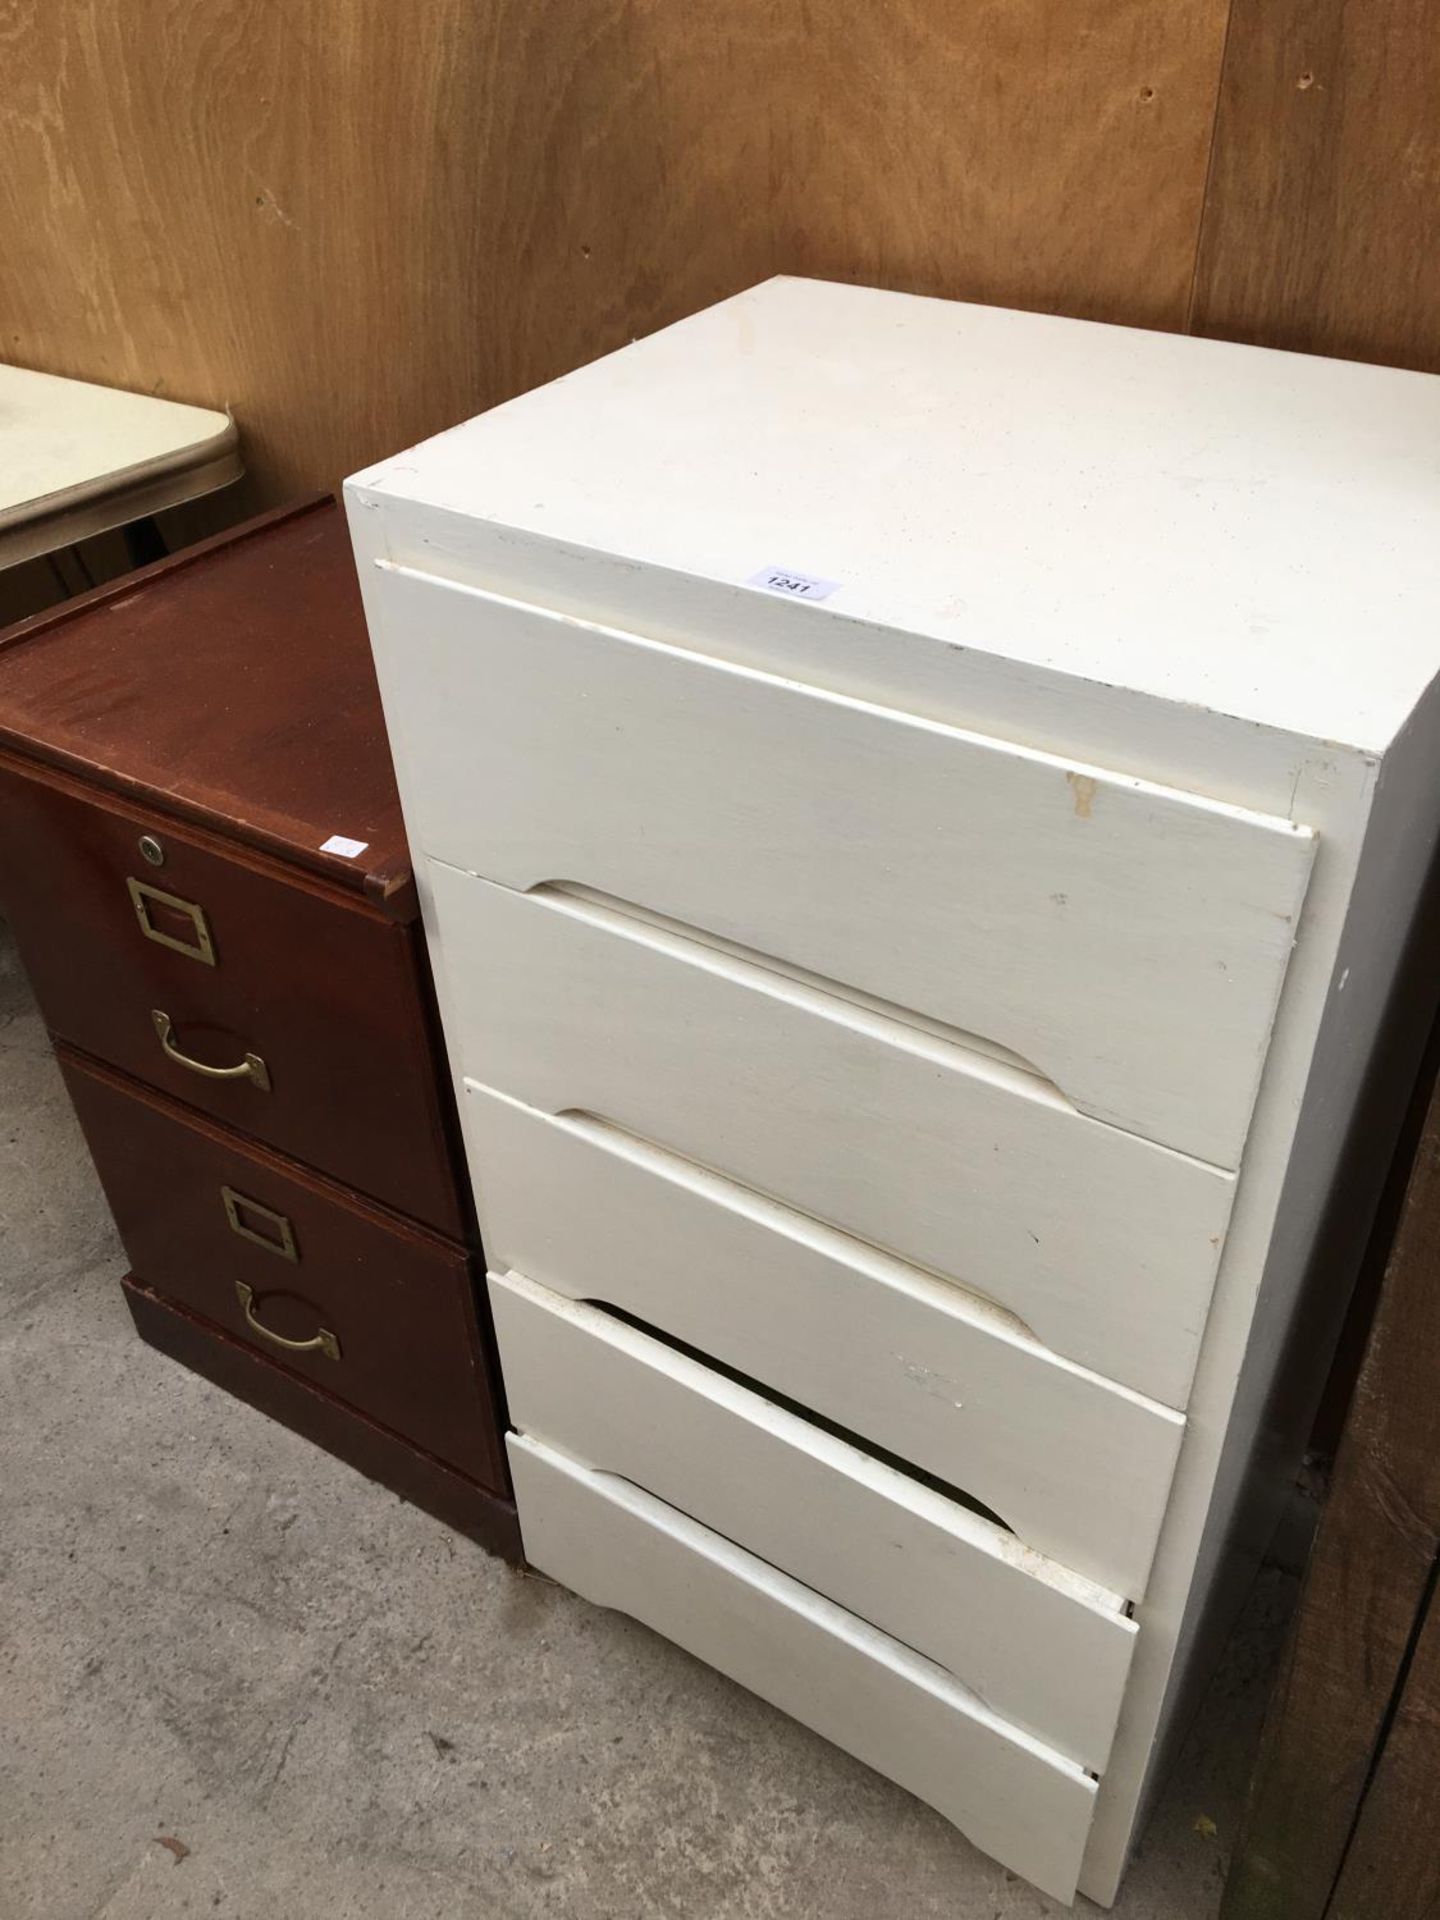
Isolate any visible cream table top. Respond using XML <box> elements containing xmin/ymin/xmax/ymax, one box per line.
<box><xmin>0</xmin><ymin>364</ymin><xmax>241</xmax><ymax>567</ymax></box>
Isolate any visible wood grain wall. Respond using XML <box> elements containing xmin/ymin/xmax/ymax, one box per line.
<box><xmin>1</xmin><ymin>0</ymin><xmax>1436</xmax><ymax>511</ymax></box>
<box><xmin>2</xmin><ymin>0</ymin><xmax>1230</xmax><ymax>506</ymax></box>
<box><xmin>1192</xmin><ymin>0</ymin><xmax>1440</xmax><ymax>374</ymax></box>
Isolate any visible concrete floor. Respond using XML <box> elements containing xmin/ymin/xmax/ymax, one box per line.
<box><xmin>0</xmin><ymin>921</ymin><xmax>1293</xmax><ymax>1920</ymax></box>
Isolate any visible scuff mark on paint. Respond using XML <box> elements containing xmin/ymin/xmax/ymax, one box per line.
<box><xmin>1067</xmin><ymin>771</ymin><xmax>1097</xmax><ymax>819</ymax></box>
<box><xmin>897</xmin><ymin>1356</ymin><xmax>964</xmax><ymax>1410</ymax></box>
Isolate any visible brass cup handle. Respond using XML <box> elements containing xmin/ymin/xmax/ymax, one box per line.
<box><xmin>151</xmin><ymin>1010</ymin><xmax>271</xmax><ymax>1092</ymax></box>
<box><xmin>234</xmin><ymin>1280</ymin><xmax>340</xmax><ymax>1362</ymax></box>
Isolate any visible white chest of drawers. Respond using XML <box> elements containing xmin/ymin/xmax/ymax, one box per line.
<box><xmin>346</xmin><ymin>278</ymin><xmax>1440</xmax><ymax>1904</ymax></box>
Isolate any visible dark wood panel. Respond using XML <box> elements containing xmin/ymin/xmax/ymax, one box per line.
<box><xmin>1192</xmin><ymin>0</ymin><xmax>1440</xmax><ymax>372</ymax></box>
<box><xmin>0</xmin><ymin>0</ymin><xmax>1231</xmax><ymax>504</ymax></box>
<box><xmin>125</xmin><ymin>1276</ymin><xmax>521</xmax><ymax>1562</ymax></box>
<box><xmin>66</xmin><ymin>1049</ymin><xmax>506</xmax><ymax>1490</ymax></box>
<box><xmin>1223</xmin><ymin>1045</ymin><xmax>1440</xmax><ymax>1920</ymax></box>
<box><xmin>0</xmin><ymin>764</ymin><xmax>462</xmax><ymax>1234</ymax></box>
<box><xmin>1330</xmin><ymin>1580</ymin><xmax>1440</xmax><ymax>1920</ymax></box>
<box><xmin>0</xmin><ymin>499</ymin><xmax>414</xmax><ymax>910</ymax></box>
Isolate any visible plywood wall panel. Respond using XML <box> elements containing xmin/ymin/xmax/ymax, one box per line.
<box><xmin>0</xmin><ymin>0</ymin><xmax>1232</xmax><ymax>506</ymax></box>
<box><xmin>770</xmin><ymin>0</ymin><xmax>1231</xmax><ymax>330</ymax></box>
<box><xmin>1192</xmin><ymin>0</ymin><xmax>1440</xmax><ymax>373</ymax></box>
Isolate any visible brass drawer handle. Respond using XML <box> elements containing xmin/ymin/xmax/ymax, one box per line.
<box><xmin>151</xmin><ymin>1010</ymin><xmax>271</xmax><ymax>1091</ymax></box>
<box><xmin>234</xmin><ymin>1280</ymin><xmax>340</xmax><ymax>1362</ymax></box>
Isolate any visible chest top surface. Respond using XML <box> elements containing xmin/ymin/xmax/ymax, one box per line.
<box><xmin>351</xmin><ymin>277</ymin><xmax>1440</xmax><ymax>755</ymax></box>
<box><xmin>0</xmin><ymin>497</ymin><xmax>412</xmax><ymax>912</ymax></box>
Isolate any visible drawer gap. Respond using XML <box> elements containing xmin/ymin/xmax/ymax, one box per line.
<box><xmin>493</xmin><ymin>1267</ymin><xmax>1138</xmax><ymax>1764</ymax></box>
<box><xmin>580</xmin><ymin>1449</ymin><xmax>1104</xmax><ymax>1762</ymax></box>
<box><xmin>510</xmin><ymin>1429</ymin><xmax>1102</xmax><ymax>1900</ymax></box>
<box><xmin>586</xmin><ymin>1297</ymin><xmax>1016</xmax><ymax>1537</ymax></box>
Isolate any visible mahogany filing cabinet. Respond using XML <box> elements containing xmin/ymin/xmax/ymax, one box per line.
<box><xmin>347</xmin><ymin>279</ymin><xmax>1440</xmax><ymax>1903</ymax></box>
<box><xmin>0</xmin><ymin>497</ymin><xmax>518</xmax><ymax>1560</ymax></box>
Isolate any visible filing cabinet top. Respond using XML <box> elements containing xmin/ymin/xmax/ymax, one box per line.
<box><xmin>0</xmin><ymin>496</ymin><xmax>417</xmax><ymax>916</ymax></box>
<box><xmin>350</xmin><ymin>277</ymin><xmax>1440</xmax><ymax>754</ymax></box>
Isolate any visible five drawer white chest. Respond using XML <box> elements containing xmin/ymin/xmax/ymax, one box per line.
<box><xmin>346</xmin><ymin>278</ymin><xmax>1440</xmax><ymax>1904</ymax></box>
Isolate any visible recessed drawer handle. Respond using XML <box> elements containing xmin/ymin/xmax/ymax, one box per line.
<box><xmin>151</xmin><ymin>1009</ymin><xmax>271</xmax><ymax>1092</ymax></box>
<box><xmin>234</xmin><ymin>1280</ymin><xmax>341</xmax><ymax>1362</ymax></box>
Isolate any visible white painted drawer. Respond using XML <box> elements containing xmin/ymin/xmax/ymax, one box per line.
<box><xmin>494</xmin><ymin>1269</ymin><xmax>1137</xmax><ymax>1770</ymax></box>
<box><xmin>431</xmin><ymin>866</ymin><xmax>1233</xmax><ymax>1410</ymax></box>
<box><xmin>510</xmin><ymin>1431</ymin><xmax>1100</xmax><ymax>1902</ymax></box>
<box><xmin>468</xmin><ymin>1084</ymin><xmax>1183</xmax><ymax>1596</ymax></box>
<box><xmin>373</xmin><ymin>563</ymin><xmax>1315</xmax><ymax>1168</ymax></box>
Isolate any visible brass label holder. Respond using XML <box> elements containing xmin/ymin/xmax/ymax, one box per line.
<box><xmin>127</xmin><ymin>877</ymin><xmax>217</xmax><ymax>966</ymax></box>
<box><xmin>222</xmin><ymin>1186</ymin><xmax>299</xmax><ymax>1262</ymax></box>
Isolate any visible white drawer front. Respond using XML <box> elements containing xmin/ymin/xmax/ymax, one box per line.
<box><xmin>494</xmin><ymin>1269</ymin><xmax>1138</xmax><ymax>1770</ymax></box>
<box><xmin>434</xmin><ymin>868</ymin><xmax>1233</xmax><ymax>1409</ymax></box>
<box><xmin>510</xmin><ymin>1433</ymin><xmax>1099</xmax><ymax>1903</ymax></box>
<box><xmin>374</xmin><ymin>563</ymin><xmax>1315</xmax><ymax>1168</ymax></box>
<box><xmin>468</xmin><ymin>1084</ymin><xmax>1184</xmax><ymax>1596</ymax></box>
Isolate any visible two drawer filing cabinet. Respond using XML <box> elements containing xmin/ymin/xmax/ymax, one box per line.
<box><xmin>347</xmin><ymin>279</ymin><xmax>1440</xmax><ymax>1903</ymax></box>
<box><xmin>0</xmin><ymin>498</ymin><xmax>518</xmax><ymax>1561</ymax></box>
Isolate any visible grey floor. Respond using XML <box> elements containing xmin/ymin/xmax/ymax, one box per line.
<box><xmin>0</xmin><ymin>921</ymin><xmax>1293</xmax><ymax>1920</ymax></box>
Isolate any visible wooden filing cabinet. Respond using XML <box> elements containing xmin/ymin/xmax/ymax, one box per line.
<box><xmin>349</xmin><ymin>279</ymin><xmax>1440</xmax><ymax>1903</ymax></box>
<box><xmin>0</xmin><ymin>497</ymin><xmax>518</xmax><ymax>1560</ymax></box>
